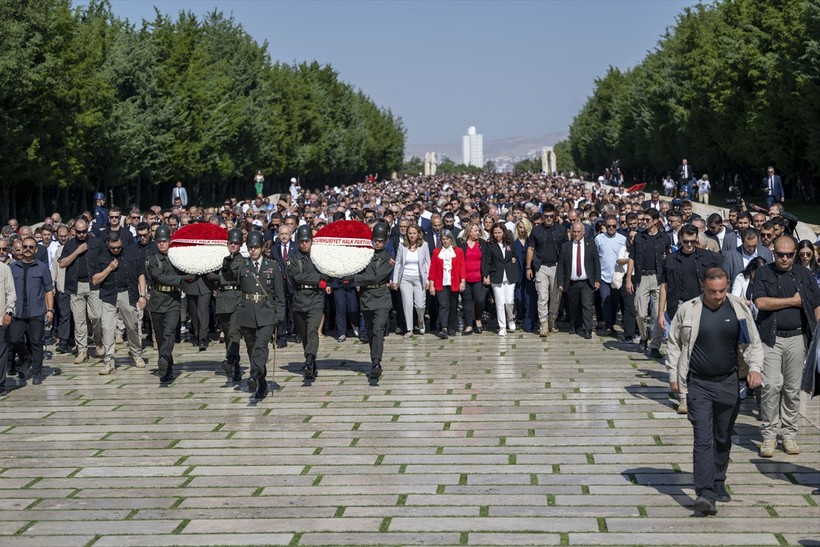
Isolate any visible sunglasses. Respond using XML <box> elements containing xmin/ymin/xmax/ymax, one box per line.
<box><xmin>775</xmin><ymin>251</ymin><xmax>796</xmax><ymax>259</ymax></box>
<box><xmin>798</xmin><ymin>252</ymin><xmax>813</xmax><ymax>257</ymax></box>
<box><xmin>23</xmin><ymin>244</ymin><xmax>36</xmax><ymax>249</ymax></box>
<box><xmin>110</xmin><ymin>216</ymin><xmax>121</xmax><ymax>220</ymax></box>
<box><xmin>75</xmin><ymin>230</ymin><xmax>88</xmax><ymax>234</ymax></box>
<box><xmin>605</xmin><ymin>224</ymin><xmax>617</xmax><ymax>228</ymax></box>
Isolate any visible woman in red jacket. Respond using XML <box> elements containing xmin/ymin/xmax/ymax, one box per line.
<box><xmin>428</xmin><ymin>229</ymin><xmax>466</xmax><ymax>339</ymax></box>
<box><xmin>459</xmin><ymin>223</ymin><xmax>491</xmax><ymax>335</ymax></box>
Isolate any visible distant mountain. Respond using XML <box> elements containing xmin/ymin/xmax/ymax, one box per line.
<box><xmin>405</xmin><ymin>131</ymin><xmax>569</xmax><ymax>162</ymax></box>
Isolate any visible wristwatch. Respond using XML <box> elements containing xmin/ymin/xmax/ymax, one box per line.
<box><xmin>46</xmin><ymin>308</ymin><xmax>54</xmax><ymax>312</ymax></box>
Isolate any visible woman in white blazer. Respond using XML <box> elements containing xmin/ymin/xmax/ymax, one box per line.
<box><xmin>390</xmin><ymin>225</ymin><xmax>431</xmax><ymax>338</ymax></box>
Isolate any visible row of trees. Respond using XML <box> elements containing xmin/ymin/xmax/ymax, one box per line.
<box><xmin>568</xmin><ymin>0</ymin><xmax>819</xmax><ymax>201</ymax></box>
<box><xmin>0</xmin><ymin>0</ymin><xmax>405</xmax><ymax>221</ymax></box>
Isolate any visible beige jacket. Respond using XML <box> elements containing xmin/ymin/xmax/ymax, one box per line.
<box><xmin>0</xmin><ymin>262</ymin><xmax>16</xmax><ymax>318</ymax></box>
<box><xmin>666</xmin><ymin>293</ymin><xmax>763</xmax><ymax>390</ymax></box>
<box><xmin>51</xmin><ymin>244</ymin><xmax>67</xmax><ymax>292</ymax></box>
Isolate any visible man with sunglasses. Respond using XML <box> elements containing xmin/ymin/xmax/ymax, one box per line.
<box><xmin>595</xmin><ymin>215</ymin><xmax>627</xmax><ymax>337</ymax></box>
<box><xmin>0</xmin><ymin>249</ymin><xmax>15</xmax><ymax>396</ymax></box>
<box><xmin>9</xmin><ymin>237</ymin><xmax>54</xmax><ymax>385</ymax></box>
<box><xmin>525</xmin><ymin>203</ymin><xmax>567</xmax><ymax>336</ymax></box>
<box><xmin>59</xmin><ymin>218</ymin><xmax>103</xmax><ymax>364</ymax></box>
<box><xmin>51</xmin><ymin>226</ymin><xmax>75</xmax><ymax>355</ymax></box>
<box><xmin>751</xmin><ymin>236</ymin><xmax>820</xmax><ymax>457</ymax></box>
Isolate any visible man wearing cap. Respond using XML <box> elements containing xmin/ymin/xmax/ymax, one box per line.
<box><xmin>287</xmin><ymin>224</ymin><xmax>327</xmax><ymax>381</ymax></box>
<box><xmin>92</xmin><ymin>192</ymin><xmax>109</xmax><ymax>235</ymax></box>
<box><xmin>354</xmin><ymin>222</ymin><xmax>395</xmax><ymax>380</ymax></box>
<box><xmin>91</xmin><ymin>232</ymin><xmax>147</xmax><ymax>375</ymax></box>
<box><xmin>208</xmin><ymin>228</ymin><xmax>245</xmax><ymax>382</ymax></box>
<box><xmin>146</xmin><ymin>225</ymin><xmax>191</xmax><ymax>383</ymax></box>
<box><xmin>181</xmin><ymin>271</ymin><xmax>213</xmax><ymax>352</ymax></box>
<box><xmin>224</xmin><ymin>231</ymin><xmax>285</xmax><ymax>399</ymax></box>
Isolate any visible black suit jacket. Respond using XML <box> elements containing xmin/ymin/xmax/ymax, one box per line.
<box><xmin>486</xmin><ymin>241</ymin><xmax>519</xmax><ymax>285</ymax></box>
<box><xmin>270</xmin><ymin>240</ymin><xmax>295</xmax><ymax>294</ymax></box>
<box><xmin>557</xmin><ymin>238</ymin><xmax>601</xmax><ymax>290</ymax></box>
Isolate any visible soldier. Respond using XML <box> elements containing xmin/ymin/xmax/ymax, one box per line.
<box><xmin>145</xmin><ymin>225</ymin><xmax>190</xmax><ymax>383</ymax></box>
<box><xmin>224</xmin><ymin>231</ymin><xmax>285</xmax><ymax>399</ymax></box>
<box><xmin>287</xmin><ymin>224</ymin><xmax>327</xmax><ymax>381</ymax></box>
<box><xmin>209</xmin><ymin>228</ymin><xmax>244</xmax><ymax>382</ymax></box>
<box><xmin>354</xmin><ymin>222</ymin><xmax>395</xmax><ymax>380</ymax></box>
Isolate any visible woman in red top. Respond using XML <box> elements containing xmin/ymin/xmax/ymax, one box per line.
<box><xmin>428</xmin><ymin>230</ymin><xmax>466</xmax><ymax>339</ymax></box>
<box><xmin>458</xmin><ymin>224</ymin><xmax>490</xmax><ymax>335</ymax></box>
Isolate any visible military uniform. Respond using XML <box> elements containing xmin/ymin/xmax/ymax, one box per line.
<box><xmin>209</xmin><ymin>253</ymin><xmax>244</xmax><ymax>381</ymax></box>
<box><xmin>354</xmin><ymin>245</ymin><xmax>394</xmax><ymax>379</ymax></box>
<box><xmin>288</xmin><ymin>247</ymin><xmax>326</xmax><ymax>380</ymax></box>
<box><xmin>146</xmin><ymin>243</ymin><xmax>189</xmax><ymax>382</ymax></box>
<box><xmin>224</xmin><ymin>252</ymin><xmax>285</xmax><ymax>397</ymax></box>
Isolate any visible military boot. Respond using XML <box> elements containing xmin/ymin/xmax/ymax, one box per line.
<box><xmin>254</xmin><ymin>375</ymin><xmax>267</xmax><ymax>399</ymax></box>
<box><xmin>232</xmin><ymin>363</ymin><xmax>242</xmax><ymax>383</ymax></box>
<box><xmin>370</xmin><ymin>359</ymin><xmax>382</xmax><ymax>380</ymax></box>
<box><xmin>302</xmin><ymin>354</ymin><xmax>315</xmax><ymax>381</ymax></box>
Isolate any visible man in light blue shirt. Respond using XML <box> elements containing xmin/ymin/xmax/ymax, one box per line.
<box><xmin>595</xmin><ymin>215</ymin><xmax>626</xmax><ymax>337</ymax></box>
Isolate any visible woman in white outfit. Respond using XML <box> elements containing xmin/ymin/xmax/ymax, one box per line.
<box><xmin>391</xmin><ymin>225</ymin><xmax>430</xmax><ymax>339</ymax></box>
<box><xmin>487</xmin><ymin>223</ymin><xmax>519</xmax><ymax>336</ymax></box>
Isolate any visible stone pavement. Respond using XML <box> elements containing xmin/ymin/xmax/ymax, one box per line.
<box><xmin>1</xmin><ymin>330</ymin><xmax>818</xmax><ymax>546</ymax></box>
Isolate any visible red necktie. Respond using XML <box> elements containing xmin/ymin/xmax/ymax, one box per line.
<box><xmin>576</xmin><ymin>241</ymin><xmax>582</xmax><ymax>277</ymax></box>
<box><xmin>282</xmin><ymin>244</ymin><xmax>287</xmax><ymax>261</ymax></box>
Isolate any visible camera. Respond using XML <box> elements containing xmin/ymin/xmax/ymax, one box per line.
<box><xmin>725</xmin><ymin>185</ymin><xmax>744</xmax><ymax>207</ymax></box>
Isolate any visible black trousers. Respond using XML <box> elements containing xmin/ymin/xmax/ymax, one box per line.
<box><xmin>151</xmin><ymin>309</ymin><xmax>179</xmax><ymax>367</ymax></box>
<box><xmin>277</xmin><ymin>293</ymin><xmax>294</xmax><ymax>343</ymax></box>
<box><xmin>566</xmin><ymin>280</ymin><xmax>594</xmax><ymax>333</ymax></box>
<box><xmin>618</xmin><ymin>283</ymin><xmax>638</xmax><ymax>338</ymax></box>
<box><xmin>436</xmin><ymin>286</ymin><xmax>459</xmax><ymax>334</ymax></box>
<box><xmin>334</xmin><ymin>285</ymin><xmax>359</xmax><ymax>337</ymax></box>
<box><xmin>687</xmin><ymin>374</ymin><xmax>741</xmax><ymax>501</ymax></box>
<box><xmin>461</xmin><ymin>281</ymin><xmax>487</xmax><ymax>328</ymax></box>
<box><xmin>187</xmin><ymin>294</ymin><xmax>210</xmax><ymax>344</ymax></box>
<box><xmin>56</xmin><ymin>291</ymin><xmax>73</xmax><ymax>343</ymax></box>
<box><xmin>241</xmin><ymin>324</ymin><xmax>274</xmax><ymax>378</ymax></box>
<box><xmin>363</xmin><ymin>307</ymin><xmax>389</xmax><ymax>363</ymax></box>
<box><xmin>216</xmin><ymin>312</ymin><xmax>241</xmax><ymax>365</ymax></box>
<box><xmin>9</xmin><ymin>317</ymin><xmax>44</xmax><ymax>374</ymax></box>
<box><xmin>0</xmin><ymin>325</ymin><xmax>8</xmax><ymax>386</ymax></box>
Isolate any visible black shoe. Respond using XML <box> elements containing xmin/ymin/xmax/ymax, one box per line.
<box><xmin>31</xmin><ymin>374</ymin><xmax>43</xmax><ymax>385</ymax></box>
<box><xmin>221</xmin><ymin>360</ymin><xmax>233</xmax><ymax>379</ymax></box>
<box><xmin>157</xmin><ymin>357</ymin><xmax>169</xmax><ymax>378</ymax></box>
<box><xmin>448</xmin><ymin>329</ymin><xmax>456</xmax><ymax>337</ymax></box>
<box><xmin>55</xmin><ymin>343</ymin><xmax>70</xmax><ymax>354</ymax></box>
<box><xmin>160</xmin><ymin>369</ymin><xmax>173</xmax><ymax>383</ymax></box>
<box><xmin>475</xmin><ymin>326</ymin><xmax>483</xmax><ymax>334</ymax></box>
<box><xmin>435</xmin><ymin>330</ymin><xmax>448</xmax><ymax>340</ymax></box>
<box><xmin>582</xmin><ymin>330</ymin><xmax>592</xmax><ymax>339</ymax></box>
<box><xmin>174</xmin><ymin>336</ymin><xmax>181</xmax><ymax>343</ymax></box>
<box><xmin>232</xmin><ymin>365</ymin><xmax>242</xmax><ymax>383</ymax></box>
<box><xmin>247</xmin><ymin>371</ymin><xmax>259</xmax><ymax>392</ymax></box>
<box><xmin>276</xmin><ymin>339</ymin><xmax>287</xmax><ymax>349</ymax></box>
<box><xmin>606</xmin><ymin>328</ymin><xmax>618</xmax><ymax>337</ymax></box>
<box><xmin>715</xmin><ymin>483</ymin><xmax>731</xmax><ymax>503</ymax></box>
<box><xmin>302</xmin><ymin>356</ymin><xmax>316</xmax><ymax>381</ymax></box>
<box><xmin>19</xmin><ymin>360</ymin><xmax>32</xmax><ymax>379</ymax></box>
<box><xmin>370</xmin><ymin>362</ymin><xmax>382</xmax><ymax>380</ymax></box>
<box><xmin>461</xmin><ymin>329</ymin><xmax>473</xmax><ymax>336</ymax></box>
<box><xmin>311</xmin><ymin>357</ymin><xmax>318</xmax><ymax>379</ymax></box>
<box><xmin>254</xmin><ymin>377</ymin><xmax>267</xmax><ymax>399</ymax></box>
<box><xmin>198</xmin><ymin>341</ymin><xmax>208</xmax><ymax>351</ymax></box>
<box><xmin>649</xmin><ymin>348</ymin><xmax>663</xmax><ymax>359</ymax></box>
<box><xmin>693</xmin><ymin>495</ymin><xmax>717</xmax><ymax>515</ymax></box>
<box><xmin>638</xmin><ymin>339</ymin><xmax>648</xmax><ymax>351</ymax></box>
<box><xmin>0</xmin><ymin>389</ymin><xmax>7</xmax><ymax>397</ymax></box>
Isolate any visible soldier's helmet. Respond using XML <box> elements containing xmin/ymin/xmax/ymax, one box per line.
<box><xmin>371</xmin><ymin>222</ymin><xmax>389</xmax><ymax>242</ymax></box>
<box><xmin>155</xmin><ymin>225</ymin><xmax>171</xmax><ymax>242</ymax></box>
<box><xmin>295</xmin><ymin>224</ymin><xmax>312</xmax><ymax>242</ymax></box>
<box><xmin>227</xmin><ymin>228</ymin><xmax>243</xmax><ymax>244</ymax></box>
<box><xmin>246</xmin><ymin>231</ymin><xmax>264</xmax><ymax>248</ymax></box>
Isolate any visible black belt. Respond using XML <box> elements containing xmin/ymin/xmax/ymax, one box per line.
<box><xmin>78</xmin><ymin>278</ymin><xmax>89</xmax><ymax>283</ymax></box>
<box><xmin>296</xmin><ymin>284</ymin><xmax>319</xmax><ymax>290</ymax></box>
<box><xmin>570</xmin><ymin>279</ymin><xmax>588</xmax><ymax>284</ymax></box>
<box><xmin>363</xmin><ymin>282</ymin><xmax>387</xmax><ymax>289</ymax></box>
<box><xmin>543</xmin><ymin>262</ymin><xmax>557</xmax><ymax>267</ymax></box>
<box><xmin>776</xmin><ymin>328</ymin><xmax>803</xmax><ymax>338</ymax></box>
<box><xmin>220</xmin><ymin>285</ymin><xmax>239</xmax><ymax>291</ymax></box>
<box><xmin>154</xmin><ymin>284</ymin><xmax>178</xmax><ymax>293</ymax></box>
<box><xmin>640</xmin><ymin>270</ymin><xmax>656</xmax><ymax>275</ymax></box>
<box><xmin>690</xmin><ymin>369</ymin><xmax>737</xmax><ymax>382</ymax></box>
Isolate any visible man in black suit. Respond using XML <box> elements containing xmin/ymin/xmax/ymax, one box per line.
<box><xmin>424</xmin><ymin>214</ymin><xmax>444</xmax><ymax>251</ymax></box>
<box><xmin>760</xmin><ymin>166</ymin><xmax>784</xmax><ymax>208</ymax></box>
<box><xmin>557</xmin><ymin>222</ymin><xmax>601</xmax><ymax>339</ymax></box>
<box><xmin>270</xmin><ymin>224</ymin><xmax>295</xmax><ymax>348</ymax></box>
<box><xmin>641</xmin><ymin>190</ymin><xmax>662</xmax><ymax>212</ymax></box>
<box><xmin>678</xmin><ymin>159</ymin><xmax>695</xmax><ymax>200</ymax></box>
<box><xmin>723</xmin><ymin>228</ymin><xmax>774</xmax><ymax>283</ymax></box>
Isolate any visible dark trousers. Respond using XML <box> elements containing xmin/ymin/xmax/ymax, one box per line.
<box><xmin>566</xmin><ymin>280</ymin><xmax>594</xmax><ymax>333</ymax></box>
<box><xmin>599</xmin><ymin>282</ymin><xmax>620</xmax><ymax>329</ymax></box>
<box><xmin>618</xmin><ymin>283</ymin><xmax>637</xmax><ymax>338</ymax></box>
<box><xmin>687</xmin><ymin>374</ymin><xmax>741</xmax><ymax>501</ymax></box>
<box><xmin>56</xmin><ymin>291</ymin><xmax>73</xmax><ymax>343</ymax></box>
<box><xmin>334</xmin><ymin>285</ymin><xmax>358</xmax><ymax>337</ymax></box>
<box><xmin>391</xmin><ymin>288</ymin><xmax>405</xmax><ymax>333</ymax></box>
<box><xmin>294</xmin><ymin>308</ymin><xmax>322</xmax><ymax>357</ymax></box>
<box><xmin>9</xmin><ymin>317</ymin><xmax>44</xmax><ymax>375</ymax></box>
<box><xmin>461</xmin><ymin>281</ymin><xmax>486</xmax><ymax>328</ymax></box>
<box><xmin>216</xmin><ymin>312</ymin><xmax>241</xmax><ymax>365</ymax></box>
<box><xmin>515</xmin><ymin>278</ymin><xmax>538</xmax><ymax>332</ymax></box>
<box><xmin>241</xmin><ymin>324</ymin><xmax>274</xmax><ymax>378</ymax></box>
<box><xmin>151</xmin><ymin>309</ymin><xmax>179</xmax><ymax>367</ymax></box>
<box><xmin>363</xmin><ymin>307</ymin><xmax>389</xmax><ymax>362</ymax></box>
<box><xmin>278</xmin><ymin>293</ymin><xmax>294</xmax><ymax>343</ymax></box>
<box><xmin>0</xmin><ymin>326</ymin><xmax>8</xmax><ymax>386</ymax></box>
<box><xmin>436</xmin><ymin>286</ymin><xmax>459</xmax><ymax>334</ymax></box>
<box><xmin>187</xmin><ymin>294</ymin><xmax>210</xmax><ymax>344</ymax></box>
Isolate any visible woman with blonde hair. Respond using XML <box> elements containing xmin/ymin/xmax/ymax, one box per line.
<box><xmin>513</xmin><ymin>218</ymin><xmax>537</xmax><ymax>333</ymax></box>
<box><xmin>391</xmin><ymin>225</ymin><xmax>430</xmax><ymax>338</ymax></box>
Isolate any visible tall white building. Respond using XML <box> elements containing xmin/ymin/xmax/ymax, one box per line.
<box><xmin>462</xmin><ymin>126</ymin><xmax>484</xmax><ymax>167</ymax></box>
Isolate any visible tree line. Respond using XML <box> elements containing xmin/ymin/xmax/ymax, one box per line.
<box><xmin>0</xmin><ymin>0</ymin><xmax>405</xmax><ymax>222</ymax></box>
<box><xmin>567</xmin><ymin>0</ymin><xmax>819</xmax><ymax>202</ymax></box>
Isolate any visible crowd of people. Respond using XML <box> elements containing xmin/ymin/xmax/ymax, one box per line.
<box><xmin>0</xmin><ymin>171</ymin><xmax>818</xmax><ymax>465</ymax></box>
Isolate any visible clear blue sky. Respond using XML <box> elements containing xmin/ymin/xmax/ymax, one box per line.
<box><xmin>105</xmin><ymin>0</ymin><xmax>694</xmax><ymax>146</ymax></box>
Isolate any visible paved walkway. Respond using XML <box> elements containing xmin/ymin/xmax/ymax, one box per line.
<box><xmin>1</xmin><ymin>330</ymin><xmax>818</xmax><ymax>546</ymax></box>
